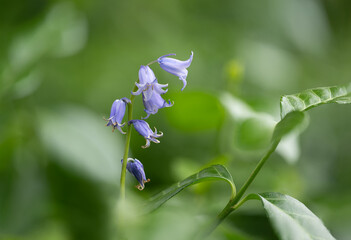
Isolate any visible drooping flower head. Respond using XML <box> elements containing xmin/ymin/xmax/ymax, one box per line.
<box><xmin>142</xmin><ymin>85</ymin><xmax>173</xmax><ymax>119</ymax></box>
<box><xmin>122</xmin><ymin>158</ymin><xmax>150</xmax><ymax>190</ymax></box>
<box><xmin>132</xmin><ymin>66</ymin><xmax>173</xmax><ymax>119</ymax></box>
<box><xmin>158</xmin><ymin>51</ymin><xmax>193</xmax><ymax>91</ymax></box>
<box><xmin>129</xmin><ymin>119</ymin><xmax>163</xmax><ymax>148</ymax></box>
<box><xmin>105</xmin><ymin>97</ymin><xmax>130</xmax><ymax>134</ymax></box>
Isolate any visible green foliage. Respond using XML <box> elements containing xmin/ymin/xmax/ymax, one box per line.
<box><xmin>280</xmin><ymin>85</ymin><xmax>351</xmax><ymax>119</ymax></box>
<box><xmin>236</xmin><ymin>117</ymin><xmax>273</xmax><ymax>150</ymax></box>
<box><xmin>38</xmin><ymin>106</ymin><xmax>123</xmax><ymax>185</ymax></box>
<box><xmin>146</xmin><ymin>165</ymin><xmax>235</xmax><ymax>212</ymax></box>
<box><xmin>271</xmin><ymin>111</ymin><xmax>307</xmax><ymax>143</ymax></box>
<box><xmin>145</xmin><ymin>83</ymin><xmax>351</xmax><ymax>238</ymax></box>
<box><xmin>220</xmin><ymin>92</ymin><xmax>276</xmax><ymax>152</ymax></box>
<box><xmin>1</xmin><ymin>0</ymin><xmax>351</xmax><ymax>239</ymax></box>
<box><xmin>165</xmin><ymin>91</ymin><xmax>225</xmax><ymax>132</ymax></box>
<box><xmin>227</xmin><ymin>83</ymin><xmax>351</xmax><ymax>232</ymax></box>
<box><xmin>249</xmin><ymin>193</ymin><xmax>335</xmax><ymax>240</ymax></box>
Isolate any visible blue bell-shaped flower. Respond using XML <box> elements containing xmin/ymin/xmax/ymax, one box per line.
<box><xmin>158</xmin><ymin>51</ymin><xmax>193</xmax><ymax>91</ymax></box>
<box><xmin>122</xmin><ymin>158</ymin><xmax>150</xmax><ymax>190</ymax></box>
<box><xmin>132</xmin><ymin>66</ymin><xmax>172</xmax><ymax>119</ymax></box>
<box><xmin>129</xmin><ymin>119</ymin><xmax>163</xmax><ymax>148</ymax></box>
<box><xmin>105</xmin><ymin>97</ymin><xmax>130</xmax><ymax>134</ymax></box>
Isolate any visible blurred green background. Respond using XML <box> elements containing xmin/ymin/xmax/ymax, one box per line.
<box><xmin>1</xmin><ymin>0</ymin><xmax>351</xmax><ymax>239</ymax></box>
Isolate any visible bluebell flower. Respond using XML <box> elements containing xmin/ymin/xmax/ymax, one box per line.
<box><xmin>158</xmin><ymin>51</ymin><xmax>194</xmax><ymax>91</ymax></box>
<box><xmin>122</xmin><ymin>158</ymin><xmax>150</xmax><ymax>190</ymax></box>
<box><xmin>142</xmin><ymin>82</ymin><xmax>173</xmax><ymax>119</ymax></box>
<box><xmin>132</xmin><ymin>65</ymin><xmax>172</xmax><ymax>119</ymax></box>
<box><xmin>105</xmin><ymin>97</ymin><xmax>130</xmax><ymax>134</ymax></box>
<box><xmin>129</xmin><ymin>119</ymin><xmax>163</xmax><ymax>148</ymax></box>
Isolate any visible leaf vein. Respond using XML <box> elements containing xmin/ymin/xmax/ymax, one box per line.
<box><xmin>213</xmin><ymin>166</ymin><xmax>225</xmax><ymax>179</ymax></box>
<box><xmin>308</xmin><ymin>90</ymin><xmax>322</xmax><ymax>101</ymax></box>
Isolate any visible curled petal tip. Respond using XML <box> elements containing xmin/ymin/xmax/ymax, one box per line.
<box><xmin>116</xmin><ymin>126</ymin><xmax>126</xmax><ymax>134</ymax></box>
<box><xmin>142</xmin><ymin>139</ymin><xmax>151</xmax><ymax>149</ymax></box>
<box><xmin>142</xmin><ymin>114</ymin><xmax>151</xmax><ymax>120</ymax></box>
<box><xmin>148</xmin><ymin>135</ymin><xmax>161</xmax><ymax>144</ymax></box>
<box><xmin>187</xmin><ymin>51</ymin><xmax>194</xmax><ymax>65</ymax></box>
<box><xmin>153</xmin><ymin>127</ymin><xmax>163</xmax><ymax>135</ymax></box>
<box><xmin>131</xmin><ymin>87</ymin><xmax>145</xmax><ymax>96</ymax></box>
<box><xmin>138</xmin><ymin>179</ymin><xmax>151</xmax><ymax>190</ymax></box>
<box><xmin>180</xmin><ymin>77</ymin><xmax>187</xmax><ymax>91</ymax></box>
<box><xmin>163</xmin><ymin>100</ymin><xmax>173</xmax><ymax>108</ymax></box>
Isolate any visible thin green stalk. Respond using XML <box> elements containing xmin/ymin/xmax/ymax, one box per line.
<box><xmin>205</xmin><ymin>139</ymin><xmax>281</xmax><ymax>237</ymax></box>
<box><xmin>231</xmin><ymin>139</ymin><xmax>280</xmax><ymax>206</ymax></box>
<box><xmin>120</xmin><ymin>84</ymin><xmax>138</xmax><ymax>200</ymax></box>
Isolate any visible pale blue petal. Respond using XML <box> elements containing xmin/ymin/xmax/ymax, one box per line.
<box><xmin>158</xmin><ymin>51</ymin><xmax>193</xmax><ymax>90</ymax></box>
<box><xmin>139</xmin><ymin>65</ymin><xmax>156</xmax><ymax>84</ymax></box>
<box><xmin>129</xmin><ymin>120</ymin><xmax>163</xmax><ymax>148</ymax></box>
<box><xmin>142</xmin><ymin>86</ymin><xmax>154</xmax><ymax>101</ymax></box>
<box><xmin>106</xmin><ymin>99</ymin><xmax>127</xmax><ymax>132</ymax></box>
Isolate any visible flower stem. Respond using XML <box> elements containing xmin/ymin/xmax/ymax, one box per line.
<box><xmin>120</xmin><ymin>84</ymin><xmax>138</xmax><ymax>200</ymax></box>
<box><xmin>205</xmin><ymin>139</ymin><xmax>280</xmax><ymax>236</ymax></box>
<box><xmin>231</xmin><ymin>139</ymin><xmax>280</xmax><ymax>206</ymax></box>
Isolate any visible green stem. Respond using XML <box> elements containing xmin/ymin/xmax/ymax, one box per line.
<box><xmin>120</xmin><ymin>84</ymin><xmax>138</xmax><ymax>200</ymax></box>
<box><xmin>206</xmin><ymin>139</ymin><xmax>280</xmax><ymax>236</ymax></box>
<box><xmin>232</xmin><ymin>139</ymin><xmax>280</xmax><ymax>206</ymax></box>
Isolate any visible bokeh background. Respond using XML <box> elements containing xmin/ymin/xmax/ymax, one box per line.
<box><xmin>1</xmin><ymin>0</ymin><xmax>351</xmax><ymax>239</ymax></box>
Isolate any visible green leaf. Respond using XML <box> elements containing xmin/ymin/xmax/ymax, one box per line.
<box><xmin>146</xmin><ymin>165</ymin><xmax>235</xmax><ymax>212</ymax></box>
<box><xmin>274</xmin><ymin>84</ymin><xmax>351</xmax><ymax>159</ymax></box>
<box><xmin>252</xmin><ymin>192</ymin><xmax>336</xmax><ymax>240</ymax></box>
<box><xmin>236</xmin><ymin>117</ymin><xmax>275</xmax><ymax>150</ymax></box>
<box><xmin>280</xmin><ymin>84</ymin><xmax>351</xmax><ymax>119</ymax></box>
<box><xmin>37</xmin><ymin>105</ymin><xmax>123</xmax><ymax>185</ymax></box>
<box><xmin>271</xmin><ymin>111</ymin><xmax>307</xmax><ymax>143</ymax></box>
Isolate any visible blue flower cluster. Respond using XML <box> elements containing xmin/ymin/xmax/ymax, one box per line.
<box><xmin>106</xmin><ymin>52</ymin><xmax>193</xmax><ymax>190</ymax></box>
